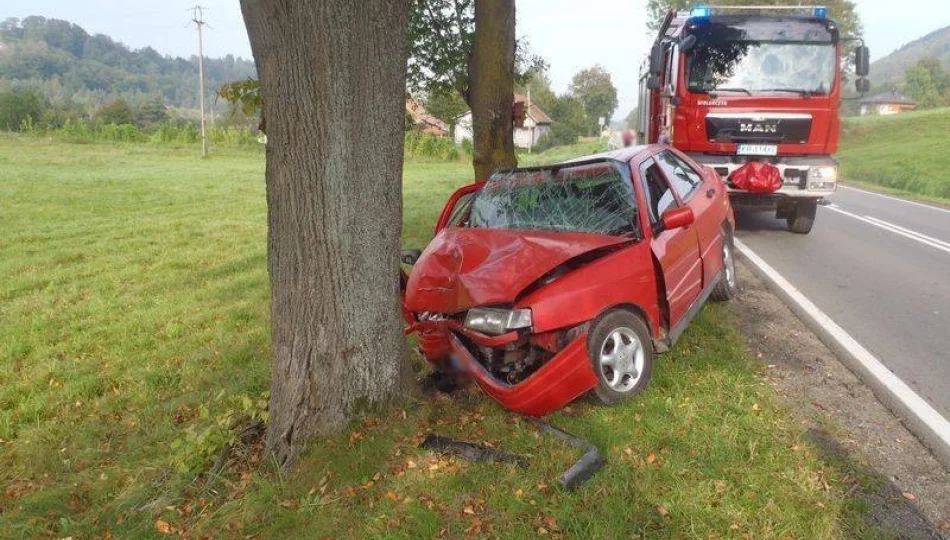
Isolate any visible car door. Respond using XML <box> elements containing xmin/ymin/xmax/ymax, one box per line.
<box><xmin>653</xmin><ymin>150</ymin><xmax>721</xmax><ymax>289</ymax></box>
<box><xmin>637</xmin><ymin>156</ymin><xmax>703</xmax><ymax>328</ymax></box>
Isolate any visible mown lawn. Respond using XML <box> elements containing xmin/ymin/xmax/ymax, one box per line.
<box><xmin>1</xmin><ymin>135</ymin><xmax>884</xmax><ymax>538</ymax></box>
<box><xmin>839</xmin><ymin>107</ymin><xmax>950</xmax><ymax>203</ymax></box>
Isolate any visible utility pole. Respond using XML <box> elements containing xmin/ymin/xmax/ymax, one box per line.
<box><xmin>526</xmin><ymin>86</ymin><xmax>533</xmax><ymax>154</ymax></box>
<box><xmin>192</xmin><ymin>5</ymin><xmax>208</xmax><ymax>157</ymax></box>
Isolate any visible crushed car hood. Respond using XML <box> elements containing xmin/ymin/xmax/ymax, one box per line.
<box><xmin>405</xmin><ymin>227</ymin><xmax>631</xmax><ymax>314</ymax></box>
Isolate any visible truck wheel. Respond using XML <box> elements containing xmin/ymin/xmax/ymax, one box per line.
<box><xmin>786</xmin><ymin>200</ymin><xmax>817</xmax><ymax>234</ymax></box>
<box><xmin>587</xmin><ymin>310</ymin><xmax>653</xmax><ymax>405</ymax></box>
<box><xmin>711</xmin><ymin>228</ymin><xmax>737</xmax><ymax>302</ymax></box>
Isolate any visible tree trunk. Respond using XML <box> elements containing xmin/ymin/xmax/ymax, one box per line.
<box><xmin>240</xmin><ymin>0</ymin><xmax>412</xmax><ymax>469</ymax></box>
<box><xmin>470</xmin><ymin>0</ymin><xmax>517</xmax><ymax>182</ymax></box>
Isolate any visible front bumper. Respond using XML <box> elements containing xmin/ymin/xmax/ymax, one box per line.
<box><xmin>687</xmin><ymin>153</ymin><xmax>838</xmax><ymax>199</ymax></box>
<box><xmin>409</xmin><ymin>318</ymin><xmax>599</xmax><ymax>417</ymax></box>
<box><xmin>448</xmin><ymin>331</ymin><xmax>598</xmax><ymax>417</ymax></box>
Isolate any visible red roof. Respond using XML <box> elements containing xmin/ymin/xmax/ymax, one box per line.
<box><xmin>514</xmin><ymin>94</ymin><xmax>553</xmax><ymax>124</ymax></box>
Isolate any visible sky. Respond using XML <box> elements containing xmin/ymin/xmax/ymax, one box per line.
<box><xmin>4</xmin><ymin>0</ymin><xmax>949</xmax><ymax>119</ymax></box>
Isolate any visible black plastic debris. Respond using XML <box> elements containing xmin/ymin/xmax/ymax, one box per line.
<box><xmin>421</xmin><ymin>434</ymin><xmax>529</xmax><ymax>469</ymax></box>
<box><xmin>524</xmin><ymin>417</ymin><xmax>604</xmax><ymax>491</ymax></box>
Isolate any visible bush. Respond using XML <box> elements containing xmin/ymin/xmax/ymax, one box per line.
<box><xmin>0</xmin><ymin>89</ymin><xmax>45</xmax><ymax>132</ymax></box>
<box><xmin>404</xmin><ymin>132</ymin><xmax>459</xmax><ymax>161</ymax></box>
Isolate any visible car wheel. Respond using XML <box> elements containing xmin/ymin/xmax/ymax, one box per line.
<box><xmin>786</xmin><ymin>200</ymin><xmax>817</xmax><ymax>234</ymax></box>
<box><xmin>711</xmin><ymin>228</ymin><xmax>737</xmax><ymax>302</ymax></box>
<box><xmin>587</xmin><ymin>310</ymin><xmax>653</xmax><ymax>405</ymax></box>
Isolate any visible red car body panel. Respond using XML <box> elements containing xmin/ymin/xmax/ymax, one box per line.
<box><xmin>449</xmin><ymin>332</ymin><xmax>598</xmax><ymax>417</ymax></box>
<box><xmin>404</xmin><ymin>227</ymin><xmax>631</xmax><ymax>315</ymax></box>
<box><xmin>404</xmin><ymin>146</ymin><xmax>735</xmax><ymax>417</ymax></box>
<box><xmin>515</xmin><ymin>242</ymin><xmax>662</xmax><ymax>338</ymax></box>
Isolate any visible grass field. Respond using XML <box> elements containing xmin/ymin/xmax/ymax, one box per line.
<box><xmin>839</xmin><ymin>107</ymin><xmax>950</xmax><ymax>203</ymax></box>
<box><xmin>0</xmin><ymin>135</ymin><xmax>887</xmax><ymax>537</ymax></box>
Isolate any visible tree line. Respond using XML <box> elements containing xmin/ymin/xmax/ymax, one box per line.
<box><xmin>0</xmin><ymin>16</ymin><xmax>256</xmax><ymax>116</ymax></box>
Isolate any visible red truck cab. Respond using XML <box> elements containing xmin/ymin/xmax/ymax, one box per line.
<box><xmin>638</xmin><ymin>5</ymin><xmax>870</xmax><ymax>234</ymax></box>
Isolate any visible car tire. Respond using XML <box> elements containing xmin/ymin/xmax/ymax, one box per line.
<box><xmin>711</xmin><ymin>228</ymin><xmax>737</xmax><ymax>302</ymax></box>
<box><xmin>586</xmin><ymin>310</ymin><xmax>654</xmax><ymax>406</ymax></box>
<box><xmin>786</xmin><ymin>200</ymin><xmax>817</xmax><ymax>234</ymax></box>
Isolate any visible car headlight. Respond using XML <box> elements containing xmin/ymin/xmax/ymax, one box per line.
<box><xmin>808</xmin><ymin>166</ymin><xmax>837</xmax><ymax>182</ymax></box>
<box><xmin>463</xmin><ymin>308</ymin><xmax>532</xmax><ymax>335</ymax></box>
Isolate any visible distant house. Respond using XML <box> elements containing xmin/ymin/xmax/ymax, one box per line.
<box><xmin>453</xmin><ymin>94</ymin><xmax>553</xmax><ymax>149</ymax></box>
<box><xmin>858</xmin><ymin>90</ymin><xmax>918</xmax><ymax>116</ymax></box>
<box><xmin>406</xmin><ymin>99</ymin><xmax>449</xmax><ymax>137</ymax></box>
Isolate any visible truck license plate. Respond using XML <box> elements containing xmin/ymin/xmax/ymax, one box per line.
<box><xmin>737</xmin><ymin>144</ymin><xmax>778</xmax><ymax>156</ymax></box>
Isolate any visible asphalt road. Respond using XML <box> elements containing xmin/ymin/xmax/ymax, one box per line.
<box><xmin>734</xmin><ymin>185</ymin><xmax>950</xmax><ymax>419</ymax></box>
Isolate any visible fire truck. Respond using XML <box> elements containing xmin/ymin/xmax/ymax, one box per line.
<box><xmin>637</xmin><ymin>5</ymin><xmax>870</xmax><ymax>233</ymax></box>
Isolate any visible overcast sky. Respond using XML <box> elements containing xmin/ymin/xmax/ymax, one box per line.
<box><xmin>4</xmin><ymin>0</ymin><xmax>948</xmax><ymax>118</ymax></box>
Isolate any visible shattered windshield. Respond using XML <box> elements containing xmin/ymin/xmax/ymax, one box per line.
<box><xmin>688</xmin><ymin>41</ymin><xmax>836</xmax><ymax>94</ymax></box>
<box><xmin>469</xmin><ymin>161</ymin><xmax>640</xmax><ymax>236</ymax></box>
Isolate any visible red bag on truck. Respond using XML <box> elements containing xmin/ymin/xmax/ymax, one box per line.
<box><xmin>730</xmin><ymin>161</ymin><xmax>782</xmax><ymax>193</ymax></box>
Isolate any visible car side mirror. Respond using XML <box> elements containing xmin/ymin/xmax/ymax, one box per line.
<box><xmin>649</xmin><ymin>43</ymin><xmax>663</xmax><ymax>75</ymax></box>
<box><xmin>401</xmin><ymin>249</ymin><xmax>422</xmax><ymax>265</ymax></box>
<box><xmin>855</xmin><ymin>77</ymin><xmax>870</xmax><ymax>94</ymax></box>
<box><xmin>660</xmin><ymin>206</ymin><xmax>695</xmax><ymax>231</ymax></box>
<box><xmin>854</xmin><ymin>45</ymin><xmax>870</xmax><ymax>77</ymax></box>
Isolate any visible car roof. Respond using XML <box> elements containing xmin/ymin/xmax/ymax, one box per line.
<box><xmin>559</xmin><ymin>145</ymin><xmax>652</xmax><ymax>165</ymax></box>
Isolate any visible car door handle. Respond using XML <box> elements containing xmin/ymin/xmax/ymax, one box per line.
<box><xmin>706</xmin><ymin>188</ymin><xmax>716</xmax><ymax>198</ymax></box>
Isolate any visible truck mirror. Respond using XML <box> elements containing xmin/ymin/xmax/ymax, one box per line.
<box><xmin>649</xmin><ymin>43</ymin><xmax>663</xmax><ymax>74</ymax></box>
<box><xmin>679</xmin><ymin>34</ymin><xmax>697</xmax><ymax>53</ymax></box>
<box><xmin>647</xmin><ymin>74</ymin><xmax>661</xmax><ymax>91</ymax></box>
<box><xmin>855</xmin><ymin>77</ymin><xmax>870</xmax><ymax>94</ymax></box>
<box><xmin>855</xmin><ymin>45</ymin><xmax>870</xmax><ymax>77</ymax></box>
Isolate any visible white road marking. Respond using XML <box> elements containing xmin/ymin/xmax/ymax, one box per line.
<box><xmin>862</xmin><ymin>215</ymin><xmax>950</xmax><ymax>251</ymax></box>
<box><xmin>735</xmin><ymin>239</ymin><xmax>950</xmax><ymax>466</ymax></box>
<box><xmin>824</xmin><ymin>204</ymin><xmax>950</xmax><ymax>255</ymax></box>
<box><xmin>838</xmin><ymin>184</ymin><xmax>950</xmax><ymax>215</ymax></box>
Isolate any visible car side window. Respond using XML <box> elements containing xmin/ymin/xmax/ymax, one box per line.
<box><xmin>639</xmin><ymin>159</ymin><xmax>677</xmax><ymax>224</ymax></box>
<box><xmin>447</xmin><ymin>192</ymin><xmax>476</xmax><ymax>227</ymax></box>
<box><xmin>655</xmin><ymin>150</ymin><xmax>703</xmax><ymax>201</ymax></box>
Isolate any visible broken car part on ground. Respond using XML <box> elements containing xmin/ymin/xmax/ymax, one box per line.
<box><xmin>402</xmin><ymin>145</ymin><xmax>738</xmax><ymax>416</ymax></box>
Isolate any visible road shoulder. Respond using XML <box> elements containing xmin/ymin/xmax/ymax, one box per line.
<box><xmin>733</xmin><ymin>262</ymin><xmax>950</xmax><ymax>537</ymax></box>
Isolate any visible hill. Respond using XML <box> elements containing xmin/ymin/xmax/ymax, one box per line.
<box><xmin>839</xmin><ymin>107</ymin><xmax>950</xmax><ymax>200</ymax></box>
<box><xmin>0</xmin><ymin>16</ymin><xmax>256</xmax><ymax>112</ymax></box>
<box><xmin>870</xmin><ymin>25</ymin><xmax>950</xmax><ymax>89</ymax></box>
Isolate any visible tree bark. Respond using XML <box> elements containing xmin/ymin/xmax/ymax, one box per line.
<box><xmin>240</xmin><ymin>0</ymin><xmax>412</xmax><ymax>469</ymax></box>
<box><xmin>470</xmin><ymin>0</ymin><xmax>517</xmax><ymax>182</ymax></box>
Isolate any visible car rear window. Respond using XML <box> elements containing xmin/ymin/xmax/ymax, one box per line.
<box><xmin>469</xmin><ymin>160</ymin><xmax>640</xmax><ymax>236</ymax></box>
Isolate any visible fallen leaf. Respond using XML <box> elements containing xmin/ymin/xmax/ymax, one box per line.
<box><xmin>646</xmin><ymin>452</ymin><xmax>656</xmax><ymax>464</ymax></box>
<box><xmin>752</xmin><ymin>403</ymin><xmax>760</xmax><ymax>411</ymax></box>
<box><xmin>463</xmin><ymin>505</ymin><xmax>475</xmax><ymax>515</ymax></box>
<box><xmin>515</xmin><ymin>488</ymin><xmax>524</xmax><ymax>499</ymax></box>
<box><xmin>385</xmin><ymin>491</ymin><xmax>398</xmax><ymax>502</ymax></box>
<box><xmin>155</xmin><ymin>520</ymin><xmax>173</xmax><ymax>534</ymax></box>
<box><xmin>902</xmin><ymin>492</ymin><xmax>916</xmax><ymax>501</ymax></box>
<box><xmin>537</xmin><ymin>527</ymin><xmax>549</xmax><ymax>535</ymax></box>
<box><xmin>623</xmin><ymin>448</ymin><xmax>633</xmax><ymax>457</ymax></box>
<box><xmin>655</xmin><ymin>505</ymin><xmax>669</xmax><ymax>517</ymax></box>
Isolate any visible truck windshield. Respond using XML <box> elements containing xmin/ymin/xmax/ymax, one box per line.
<box><xmin>469</xmin><ymin>161</ymin><xmax>639</xmax><ymax>236</ymax></box>
<box><xmin>688</xmin><ymin>41</ymin><xmax>836</xmax><ymax>95</ymax></box>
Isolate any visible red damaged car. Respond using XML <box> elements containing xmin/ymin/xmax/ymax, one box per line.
<box><xmin>403</xmin><ymin>145</ymin><xmax>736</xmax><ymax>416</ymax></box>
